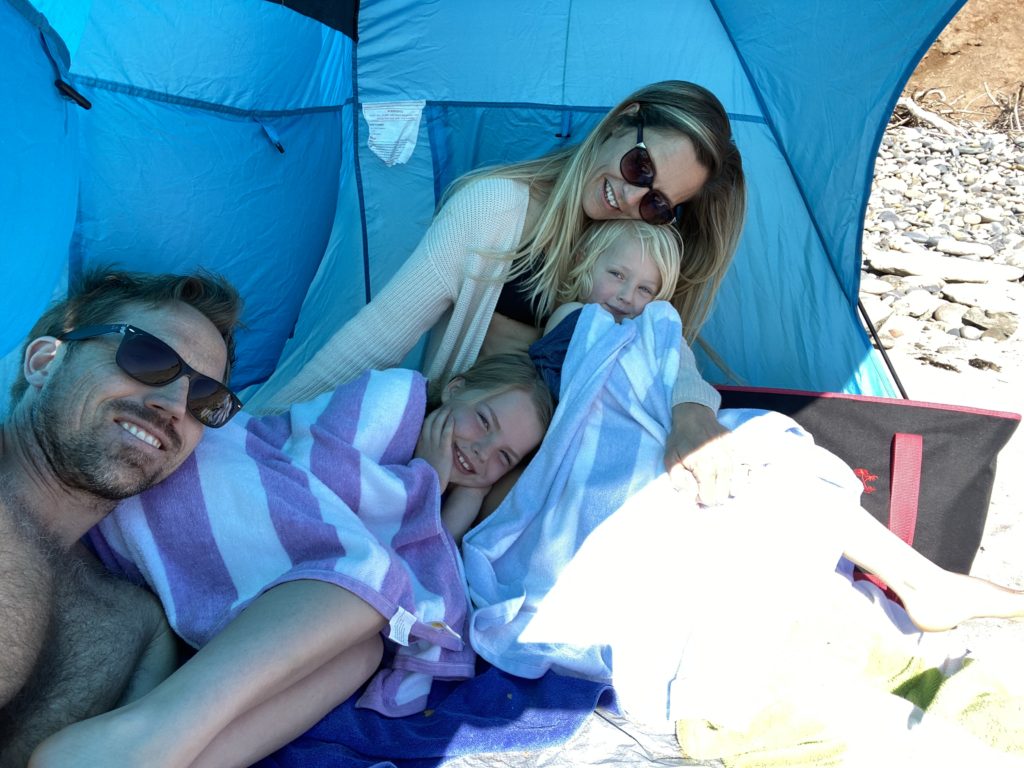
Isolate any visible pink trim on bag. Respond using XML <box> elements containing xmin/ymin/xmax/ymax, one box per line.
<box><xmin>888</xmin><ymin>433</ymin><xmax>922</xmax><ymax>546</ymax></box>
<box><xmin>715</xmin><ymin>385</ymin><xmax>1021</xmax><ymax>421</ymax></box>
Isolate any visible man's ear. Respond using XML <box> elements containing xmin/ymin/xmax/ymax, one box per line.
<box><xmin>441</xmin><ymin>376</ymin><xmax>466</xmax><ymax>404</ymax></box>
<box><xmin>23</xmin><ymin>337</ymin><xmax>62</xmax><ymax>389</ymax></box>
<box><xmin>621</xmin><ymin>102</ymin><xmax>641</xmax><ymax>116</ymax></box>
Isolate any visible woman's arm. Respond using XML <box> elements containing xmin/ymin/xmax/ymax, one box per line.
<box><xmin>245</xmin><ymin>178</ymin><xmax>531</xmax><ymax>414</ymax></box>
<box><xmin>479</xmin><ymin>313</ymin><xmax>541</xmax><ymax>358</ymax></box>
<box><xmin>543</xmin><ymin>302</ymin><xmax>583</xmax><ymax>336</ymax></box>
<box><xmin>663</xmin><ymin>336</ymin><xmax>735</xmax><ymax>505</ymax></box>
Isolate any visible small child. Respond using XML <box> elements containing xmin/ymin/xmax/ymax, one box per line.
<box><xmin>529</xmin><ymin>219</ymin><xmax>683</xmax><ymax>400</ymax></box>
<box><xmin>55</xmin><ymin>354</ymin><xmax>553</xmax><ymax>768</ymax></box>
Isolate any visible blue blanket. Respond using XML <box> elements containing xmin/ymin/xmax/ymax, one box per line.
<box><xmin>254</xmin><ymin>664</ymin><xmax>613</xmax><ymax>768</ymax></box>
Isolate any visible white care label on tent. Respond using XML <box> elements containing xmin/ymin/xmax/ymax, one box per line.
<box><xmin>362</xmin><ymin>100</ymin><xmax>426</xmax><ymax>166</ymax></box>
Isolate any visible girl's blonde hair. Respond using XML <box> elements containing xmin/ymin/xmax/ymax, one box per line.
<box><xmin>427</xmin><ymin>352</ymin><xmax>554</xmax><ymax>431</ymax></box>
<box><xmin>558</xmin><ymin>220</ymin><xmax>682</xmax><ymax>308</ymax></box>
<box><xmin>445</xmin><ymin>80</ymin><xmax>745</xmax><ymax>342</ymax></box>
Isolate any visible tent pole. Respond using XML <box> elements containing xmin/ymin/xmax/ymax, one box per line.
<box><xmin>858</xmin><ymin>299</ymin><xmax>909</xmax><ymax>400</ymax></box>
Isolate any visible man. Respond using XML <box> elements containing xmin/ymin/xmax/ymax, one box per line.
<box><xmin>0</xmin><ymin>269</ymin><xmax>242</xmax><ymax>764</ymax></box>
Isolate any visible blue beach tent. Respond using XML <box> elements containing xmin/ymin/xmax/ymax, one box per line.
<box><xmin>2</xmin><ymin>0</ymin><xmax>966</xmax><ymax>399</ymax></box>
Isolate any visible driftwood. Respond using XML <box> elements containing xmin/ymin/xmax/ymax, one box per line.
<box><xmin>895</xmin><ymin>96</ymin><xmax>967</xmax><ymax>137</ymax></box>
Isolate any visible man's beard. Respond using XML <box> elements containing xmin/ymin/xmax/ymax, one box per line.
<box><xmin>31</xmin><ymin>376</ymin><xmax>178</xmax><ymax>501</ymax></box>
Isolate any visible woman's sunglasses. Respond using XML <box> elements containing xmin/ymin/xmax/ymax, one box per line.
<box><xmin>59</xmin><ymin>323</ymin><xmax>242</xmax><ymax>428</ymax></box>
<box><xmin>619</xmin><ymin>119</ymin><xmax>681</xmax><ymax>226</ymax></box>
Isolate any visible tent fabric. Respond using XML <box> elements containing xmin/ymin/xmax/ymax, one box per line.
<box><xmin>1</xmin><ymin>0</ymin><xmax>966</xmax><ymax>396</ymax></box>
<box><xmin>0</xmin><ymin>0</ymin><xmax>78</xmax><ymax>355</ymax></box>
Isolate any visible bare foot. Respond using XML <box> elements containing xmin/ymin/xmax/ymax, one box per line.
<box><xmin>898</xmin><ymin>571</ymin><xmax>1024</xmax><ymax>632</ymax></box>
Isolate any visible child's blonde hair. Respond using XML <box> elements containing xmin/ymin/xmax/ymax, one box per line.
<box><xmin>427</xmin><ymin>353</ymin><xmax>555</xmax><ymax>431</ymax></box>
<box><xmin>556</xmin><ymin>220</ymin><xmax>682</xmax><ymax>308</ymax></box>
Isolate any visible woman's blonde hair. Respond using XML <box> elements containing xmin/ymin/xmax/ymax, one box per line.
<box><xmin>427</xmin><ymin>352</ymin><xmax>554</xmax><ymax>431</ymax></box>
<box><xmin>446</xmin><ymin>80</ymin><xmax>745</xmax><ymax>342</ymax></box>
<box><xmin>558</xmin><ymin>220</ymin><xmax>682</xmax><ymax>307</ymax></box>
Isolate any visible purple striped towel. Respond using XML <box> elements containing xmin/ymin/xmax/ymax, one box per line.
<box><xmin>87</xmin><ymin>368</ymin><xmax>475</xmax><ymax>716</ymax></box>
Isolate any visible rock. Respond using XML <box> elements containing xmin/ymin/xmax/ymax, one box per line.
<box><xmin>880</xmin><ymin>274</ymin><xmax>907</xmax><ymax>289</ymax></box>
<box><xmin>963</xmin><ymin>212</ymin><xmax>982</xmax><ymax>226</ymax></box>
<box><xmin>961</xmin><ymin>308</ymin><xmax>1018</xmax><ymax>340</ymax></box>
<box><xmin>893</xmin><ymin>289</ymin><xmax>941</xmax><ymax>319</ymax></box>
<box><xmin>865</xmin><ymin>248</ymin><xmax>1023</xmax><ymax>283</ymax></box>
<box><xmin>982</xmin><ymin>328</ymin><xmax>1013</xmax><ymax>342</ymax></box>
<box><xmin>979</xmin><ymin>207</ymin><xmax>1004</xmax><ymax>222</ymax></box>
<box><xmin>899</xmin><ymin>276</ymin><xmax>943</xmax><ymax>293</ymax></box>
<box><xmin>941</xmin><ymin>282</ymin><xmax>1023</xmax><ymax>314</ymax></box>
<box><xmin>959</xmin><ymin>325</ymin><xmax>984</xmax><ymax>340</ymax></box>
<box><xmin>878</xmin><ymin>314</ymin><xmax>923</xmax><ymax>345</ymax></box>
<box><xmin>860</xmin><ymin>295</ymin><xmax>893</xmax><ymax>329</ymax></box>
<box><xmin>932</xmin><ymin>302</ymin><xmax>967</xmax><ymax>324</ymax></box>
<box><xmin>859</xmin><ymin>276</ymin><xmax>893</xmax><ymax>295</ymax></box>
<box><xmin>934</xmin><ymin>237</ymin><xmax>996</xmax><ymax>258</ymax></box>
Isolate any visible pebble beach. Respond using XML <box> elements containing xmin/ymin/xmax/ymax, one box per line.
<box><xmin>860</xmin><ymin>117</ymin><xmax>1024</xmax><ymax>653</ymax></box>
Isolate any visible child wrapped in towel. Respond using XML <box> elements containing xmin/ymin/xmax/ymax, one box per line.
<box><xmin>464</xmin><ymin>220</ymin><xmax>1024</xmax><ymax>765</ymax></box>
<box><xmin>63</xmin><ymin>354</ymin><xmax>552</xmax><ymax>768</ymax></box>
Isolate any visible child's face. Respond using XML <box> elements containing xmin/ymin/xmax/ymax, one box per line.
<box><xmin>441</xmin><ymin>384</ymin><xmax>545</xmax><ymax>489</ymax></box>
<box><xmin>583</xmin><ymin>235</ymin><xmax>663</xmax><ymax>321</ymax></box>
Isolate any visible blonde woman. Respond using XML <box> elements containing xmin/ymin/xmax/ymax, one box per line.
<box><xmin>248</xmin><ymin>80</ymin><xmax>746</xmax><ymax>503</ymax></box>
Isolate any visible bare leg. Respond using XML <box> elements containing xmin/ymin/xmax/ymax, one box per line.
<box><xmin>190</xmin><ymin>635</ymin><xmax>383</xmax><ymax>768</ymax></box>
<box><xmin>30</xmin><ymin>580</ymin><xmax>386</xmax><ymax>768</ymax></box>
<box><xmin>839</xmin><ymin>504</ymin><xmax>1024</xmax><ymax>632</ymax></box>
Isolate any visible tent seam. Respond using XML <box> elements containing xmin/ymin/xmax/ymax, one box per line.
<box><xmin>7</xmin><ymin>0</ymin><xmax>70</xmax><ymax>66</ymax></box>
<box><xmin>350</xmin><ymin>28</ymin><xmax>371</xmax><ymax>304</ymax></box>
<box><xmin>559</xmin><ymin>0</ymin><xmax>573</xmax><ymax>108</ymax></box>
<box><xmin>708</xmin><ymin>1</ymin><xmax>848</xmax><ymax>305</ymax></box>
<box><xmin>69</xmin><ymin>75</ymin><xmax>351</xmax><ymax>118</ymax></box>
<box><xmin>410</xmin><ymin>99</ymin><xmax>763</xmax><ymax>123</ymax></box>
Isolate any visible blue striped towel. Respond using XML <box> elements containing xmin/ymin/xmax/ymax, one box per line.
<box><xmin>463</xmin><ymin>302</ymin><xmax>866</xmax><ymax>723</ymax></box>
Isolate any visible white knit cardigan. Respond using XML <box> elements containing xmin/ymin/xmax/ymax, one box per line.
<box><xmin>245</xmin><ymin>177</ymin><xmax>720</xmax><ymax>415</ymax></box>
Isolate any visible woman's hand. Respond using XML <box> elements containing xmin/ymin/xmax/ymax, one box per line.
<box><xmin>414</xmin><ymin>406</ymin><xmax>454</xmax><ymax>492</ymax></box>
<box><xmin>664</xmin><ymin>402</ymin><xmax>735</xmax><ymax>506</ymax></box>
<box><xmin>481</xmin><ymin>312</ymin><xmax>542</xmax><ymax>357</ymax></box>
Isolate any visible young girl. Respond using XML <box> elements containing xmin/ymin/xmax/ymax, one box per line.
<box><xmin>34</xmin><ymin>354</ymin><xmax>553</xmax><ymax>768</ymax></box>
<box><xmin>528</xmin><ymin>219</ymin><xmax>683</xmax><ymax>401</ymax></box>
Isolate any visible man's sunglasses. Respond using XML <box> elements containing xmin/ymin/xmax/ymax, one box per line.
<box><xmin>619</xmin><ymin>118</ymin><xmax>682</xmax><ymax>226</ymax></box>
<box><xmin>59</xmin><ymin>324</ymin><xmax>241</xmax><ymax>428</ymax></box>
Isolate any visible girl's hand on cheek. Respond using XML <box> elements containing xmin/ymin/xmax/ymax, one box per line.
<box><xmin>415</xmin><ymin>406</ymin><xmax>455</xmax><ymax>491</ymax></box>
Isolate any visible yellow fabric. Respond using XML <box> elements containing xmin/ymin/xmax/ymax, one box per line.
<box><xmin>677</xmin><ymin>634</ymin><xmax>1023</xmax><ymax>766</ymax></box>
